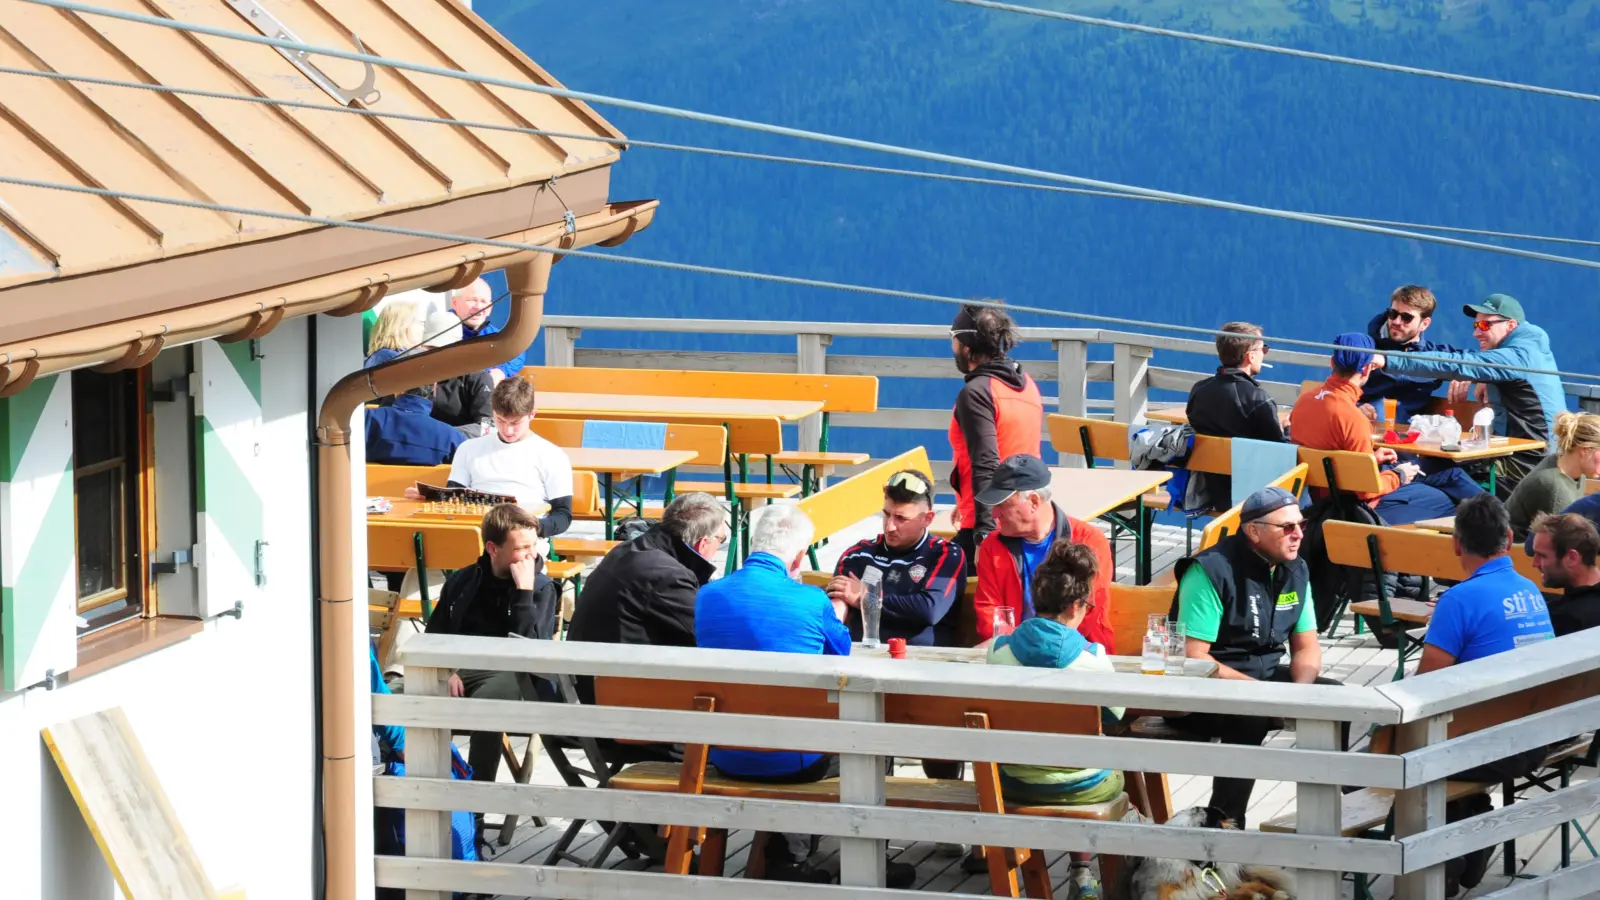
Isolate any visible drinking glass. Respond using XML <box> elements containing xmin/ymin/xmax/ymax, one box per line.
<box><xmin>991</xmin><ymin>607</ymin><xmax>1017</xmax><ymax>638</ymax></box>
<box><xmin>1165</xmin><ymin>622</ymin><xmax>1188</xmax><ymax>676</ymax></box>
<box><xmin>1147</xmin><ymin>613</ymin><xmax>1168</xmax><ymax>636</ymax></box>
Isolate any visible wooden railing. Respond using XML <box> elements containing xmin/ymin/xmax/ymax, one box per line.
<box><xmin>539</xmin><ymin>315</ymin><xmax>1600</xmax><ymax>475</ymax></box>
<box><xmin>372</xmin><ymin>628</ymin><xmax>1600</xmax><ymax>900</ymax></box>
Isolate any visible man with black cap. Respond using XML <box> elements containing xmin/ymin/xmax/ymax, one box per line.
<box><xmin>1371</xmin><ymin>294</ymin><xmax>1567</xmax><ymax>495</ymax></box>
<box><xmin>1169</xmin><ymin>485</ymin><xmax>1344</xmax><ymax>827</ymax></box>
<box><xmin>1294</xmin><ymin>333</ymin><xmax>1484</xmax><ymax>525</ymax></box>
<box><xmin>948</xmin><ymin>303</ymin><xmax>1044</xmax><ymax>572</ymax></box>
<box><xmin>971</xmin><ymin>454</ymin><xmax>1114</xmax><ymax>649</ymax></box>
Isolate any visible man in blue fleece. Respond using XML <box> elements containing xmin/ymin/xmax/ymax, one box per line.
<box><xmin>987</xmin><ymin>539</ymin><xmax>1125</xmax><ymax>900</ymax></box>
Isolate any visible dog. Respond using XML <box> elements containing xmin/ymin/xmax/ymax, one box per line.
<box><xmin>1118</xmin><ymin>807</ymin><xmax>1296</xmax><ymax>900</ymax></box>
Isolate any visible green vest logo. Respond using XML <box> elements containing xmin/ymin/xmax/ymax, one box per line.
<box><xmin>1275</xmin><ymin>590</ymin><xmax>1300</xmax><ymax>609</ymax></box>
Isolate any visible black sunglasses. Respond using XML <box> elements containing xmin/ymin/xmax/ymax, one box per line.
<box><xmin>1385</xmin><ymin>309</ymin><xmax>1419</xmax><ymax>324</ymax></box>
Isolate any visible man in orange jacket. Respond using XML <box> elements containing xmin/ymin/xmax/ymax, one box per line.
<box><xmin>972</xmin><ymin>454</ymin><xmax>1114</xmax><ymax>648</ymax></box>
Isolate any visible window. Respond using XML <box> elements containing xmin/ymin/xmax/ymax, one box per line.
<box><xmin>71</xmin><ymin>368</ymin><xmax>152</xmax><ymax>633</ymax></box>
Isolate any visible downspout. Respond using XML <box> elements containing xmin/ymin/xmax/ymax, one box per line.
<box><xmin>315</xmin><ymin>252</ymin><xmax>552</xmax><ymax>900</ymax></box>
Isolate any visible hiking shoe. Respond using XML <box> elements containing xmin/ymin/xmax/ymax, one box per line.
<box><xmin>763</xmin><ymin>860</ymin><xmax>835</xmax><ymax>884</ymax></box>
<box><xmin>887</xmin><ymin>860</ymin><xmax>916</xmax><ymax>889</ymax></box>
<box><xmin>1068</xmin><ymin>865</ymin><xmax>1101</xmax><ymax>900</ymax></box>
<box><xmin>1459</xmin><ymin>846</ymin><xmax>1492</xmax><ymax>890</ymax></box>
<box><xmin>961</xmin><ymin>851</ymin><xmax>989</xmax><ymax>874</ymax></box>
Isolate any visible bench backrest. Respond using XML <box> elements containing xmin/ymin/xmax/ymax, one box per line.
<box><xmin>1107</xmin><ymin>584</ymin><xmax>1178</xmax><ymax>657</ymax></box>
<box><xmin>522</xmin><ymin>365</ymin><xmax>879</xmax><ymax>413</ymax></box>
<box><xmin>368</xmin><ymin>463</ymin><xmax>451</xmax><ymax>497</ymax></box>
<box><xmin>534</xmin><ymin>409</ymin><xmax>783</xmax><ymax>456</ymax></box>
<box><xmin>367</xmin><ymin>519</ymin><xmax>483</xmax><ymax>571</ymax></box>
<box><xmin>1297</xmin><ymin>447</ymin><xmax>1386</xmax><ymax>494</ymax></box>
<box><xmin>531</xmin><ymin>418</ymin><xmax>728</xmax><ymax>467</ymax></box>
<box><xmin>1046</xmin><ymin>414</ymin><xmax>1232</xmax><ymax>475</ymax></box>
<box><xmin>1323</xmin><ymin>521</ymin><xmax>1552</xmax><ymax>590</ymax></box>
<box><xmin>594</xmin><ymin>676</ymin><xmax>1102</xmax><ymax>737</ymax></box>
<box><xmin>795</xmin><ymin>446</ymin><xmax>932</xmax><ymax>542</ymax></box>
<box><xmin>1370</xmin><ymin>668</ymin><xmax>1600</xmax><ymax>754</ymax></box>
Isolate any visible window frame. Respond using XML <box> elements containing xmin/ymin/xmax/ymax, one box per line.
<box><xmin>71</xmin><ymin>367</ymin><xmax>155</xmax><ymax>632</ymax></box>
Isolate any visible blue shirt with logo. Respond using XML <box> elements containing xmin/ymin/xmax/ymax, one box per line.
<box><xmin>1018</xmin><ymin>536</ymin><xmax>1052</xmax><ymax>620</ymax></box>
<box><xmin>1425</xmin><ymin>556</ymin><xmax>1554</xmax><ymax>664</ymax></box>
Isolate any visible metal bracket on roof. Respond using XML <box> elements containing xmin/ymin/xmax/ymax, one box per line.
<box><xmin>222</xmin><ymin>0</ymin><xmax>381</xmax><ymax>106</ymax></box>
<box><xmin>562</xmin><ymin>210</ymin><xmax>576</xmax><ymax>234</ymax></box>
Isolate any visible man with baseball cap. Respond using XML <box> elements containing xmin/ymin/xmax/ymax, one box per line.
<box><xmin>1293</xmin><ymin>333</ymin><xmax>1484</xmax><ymax>524</ymax></box>
<box><xmin>1370</xmin><ymin>294</ymin><xmax>1567</xmax><ymax>495</ymax></box>
<box><xmin>1168</xmin><ymin>486</ymin><xmax>1345</xmax><ymax>827</ymax></box>
<box><xmin>971</xmin><ymin>454</ymin><xmax>1114</xmax><ymax>649</ymax></box>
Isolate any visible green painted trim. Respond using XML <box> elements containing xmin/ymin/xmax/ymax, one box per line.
<box><xmin>0</xmin><ymin>375</ymin><xmax>59</xmax><ymax>482</ymax></box>
<box><xmin>218</xmin><ymin>340</ymin><xmax>262</xmax><ymax>407</ymax></box>
<box><xmin>1</xmin><ymin>456</ymin><xmax>76</xmax><ymax>691</ymax></box>
<box><xmin>196</xmin><ymin>417</ymin><xmax>263</xmax><ymax>573</ymax></box>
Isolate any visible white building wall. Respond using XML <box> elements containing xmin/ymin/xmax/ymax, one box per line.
<box><xmin>0</xmin><ymin>312</ymin><xmax>369</xmax><ymax>899</ymax></box>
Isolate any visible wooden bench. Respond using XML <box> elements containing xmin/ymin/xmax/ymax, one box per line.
<box><xmin>1260</xmin><ymin>668</ymin><xmax>1600</xmax><ymax>890</ymax></box>
<box><xmin>595</xmin><ymin>675</ymin><xmax>1127</xmax><ymax>896</ymax></box>
<box><xmin>794</xmin><ymin>446</ymin><xmax>933</xmax><ymax>569</ymax></box>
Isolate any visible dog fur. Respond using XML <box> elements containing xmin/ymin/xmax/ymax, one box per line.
<box><xmin>1120</xmin><ymin>807</ymin><xmax>1297</xmax><ymax>900</ymax></box>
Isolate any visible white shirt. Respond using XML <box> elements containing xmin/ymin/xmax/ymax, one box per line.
<box><xmin>447</xmin><ymin>431</ymin><xmax>573</xmax><ymax>511</ymax></box>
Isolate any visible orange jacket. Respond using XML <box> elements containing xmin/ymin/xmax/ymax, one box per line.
<box><xmin>1290</xmin><ymin>376</ymin><xmax>1400</xmax><ymax>502</ymax></box>
<box><xmin>973</xmin><ymin>506</ymin><xmax>1114</xmax><ymax>649</ymax></box>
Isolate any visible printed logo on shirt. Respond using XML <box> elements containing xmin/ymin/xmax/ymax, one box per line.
<box><xmin>909</xmin><ymin>564</ymin><xmax>927</xmax><ymax>582</ymax></box>
<box><xmin>1275</xmin><ymin>590</ymin><xmax>1300</xmax><ymax>610</ymax></box>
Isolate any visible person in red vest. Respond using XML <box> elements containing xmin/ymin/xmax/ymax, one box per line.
<box><xmin>948</xmin><ymin>303</ymin><xmax>1044</xmax><ymax>572</ymax></box>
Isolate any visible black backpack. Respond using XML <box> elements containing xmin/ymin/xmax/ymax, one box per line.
<box><xmin>1300</xmin><ymin>496</ymin><xmax>1423</xmax><ymax>646</ymax></box>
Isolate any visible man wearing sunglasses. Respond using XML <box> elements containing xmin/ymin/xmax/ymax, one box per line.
<box><xmin>1168</xmin><ymin>486</ymin><xmax>1343</xmax><ymax>828</ymax></box>
<box><xmin>1360</xmin><ymin>285</ymin><xmax>1459</xmax><ymax>422</ymax></box>
<box><xmin>1371</xmin><ymin>294</ymin><xmax>1567</xmax><ymax>496</ymax></box>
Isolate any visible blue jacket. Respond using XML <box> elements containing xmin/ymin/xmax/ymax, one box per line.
<box><xmin>1382</xmin><ymin>321</ymin><xmax>1567</xmax><ymax>450</ymax></box>
<box><xmin>365</xmin><ymin>394</ymin><xmax>466</xmax><ymax>466</ymax></box>
<box><xmin>463</xmin><ymin>320</ymin><xmax>527</xmax><ymax>379</ymax></box>
<box><xmin>1360</xmin><ymin>311</ymin><xmax>1454</xmax><ymax>421</ymax></box>
<box><xmin>696</xmin><ymin>552</ymin><xmax>851</xmax><ymax>777</ymax></box>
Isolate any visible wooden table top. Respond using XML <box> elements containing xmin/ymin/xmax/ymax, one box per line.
<box><xmin>1373</xmin><ymin>435</ymin><xmax>1546</xmax><ymax>461</ymax></box>
<box><xmin>1148</xmin><ymin>404</ymin><xmax>1292</xmax><ymax>427</ymax></box>
<box><xmin>931</xmin><ymin>467</ymin><xmax>1172</xmax><ymax>538</ymax></box>
<box><xmin>855</xmin><ymin>642</ymin><xmax>1218</xmax><ymax>677</ymax></box>
<box><xmin>564</xmin><ymin>447</ymin><xmax>698</xmax><ymax>476</ymax></box>
<box><xmin>537</xmin><ymin>391</ymin><xmax>822</xmax><ymax>422</ymax></box>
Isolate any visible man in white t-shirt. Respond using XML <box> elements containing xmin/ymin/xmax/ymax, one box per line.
<box><xmin>407</xmin><ymin>377</ymin><xmax>574</xmax><ymax>539</ymax></box>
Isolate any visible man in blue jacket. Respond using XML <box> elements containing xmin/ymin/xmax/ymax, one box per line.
<box><xmin>1372</xmin><ymin>294</ymin><xmax>1567</xmax><ymax>495</ymax></box>
<box><xmin>1360</xmin><ymin>285</ymin><xmax>1458</xmax><ymax>422</ymax></box>
<box><xmin>696</xmin><ymin>505</ymin><xmax>913</xmax><ymax>888</ymax></box>
<box><xmin>449</xmin><ymin>278</ymin><xmax>526</xmax><ymax>383</ymax></box>
<box><xmin>365</xmin><ymin>385</ymin><xmax>466</xmax><ymax>466</ymax></box>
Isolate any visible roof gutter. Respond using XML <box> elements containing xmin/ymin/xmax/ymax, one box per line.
<box><xmin>313</xmin><ymin>201</ymin><xmax>655</xmax><ymax>900</ymax></box>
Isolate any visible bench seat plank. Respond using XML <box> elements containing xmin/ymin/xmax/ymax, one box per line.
<box><xmin>610</xmin><ymin>761</ymin><xmax>1129</xmax><ymax>820</ymax></box>
<box><xmin>551</xmin><ymin>538</ymin><xmax>619</xmax><ymax>559</ymax></box>
<box><xmin>1349</xmin><ymin>598</ymin><xmax>1433</xmax><ymax>625</ymax></box>
<box><xmin>674</xmin><ymin>481</ymin><xmax>803</xmax><ymax>501</ymax></box>
<box><xmin>747</xmin><ymin>451</ymin><xmax>871</xmax><ymax>467</ymax></box>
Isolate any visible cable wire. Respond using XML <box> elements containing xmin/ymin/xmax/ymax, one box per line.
<box><xmin>19</xmin><ymin>0</ymin><xmax>1600</xmax><ymax>272</ymax></box>
<box><xmin>938</xmin><ymin>0</ymin><xmax>1600</xmax><ymax>105</ymax></box>
<box><xmin>3</xmin><ymin>173</ymin><xmax>1595</xmax><ymax>386</ymax></box>
<box><xmin>6</xmin><ymin>64</ymin><xmax>1598</xmax><ymax>251</ymax></box>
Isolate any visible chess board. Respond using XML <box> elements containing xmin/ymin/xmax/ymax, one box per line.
<box><xmin>410</xmin><ymin>500</ymin><xmax>496</xmax><ymax>521</ymax></box>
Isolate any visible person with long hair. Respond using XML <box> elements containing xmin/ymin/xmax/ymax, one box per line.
<box><xmin>1506</xmin><ymin>411</ymin><xmax>1600</xmax><ymax>539</ymax></box>
<box><xmin>365</xmin><ymin>302</ymin><xmax>423</xmax><ymax>367</ymax></box>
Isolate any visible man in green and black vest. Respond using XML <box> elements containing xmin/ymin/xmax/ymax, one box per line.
<box><xmin>1168</xmin><ymin>486</ymin><xmax>1345</xmax><ymax>827</ymax></box>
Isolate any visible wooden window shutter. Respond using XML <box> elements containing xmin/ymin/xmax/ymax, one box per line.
<box><xmin>193</xmin><ymin>341</ymin><xmax>265</xmax><ymax>618</ymax></box>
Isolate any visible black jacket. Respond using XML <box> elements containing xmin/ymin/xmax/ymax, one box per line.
<box><xmin>425</xmin><ymin>554</ymin><xmax>556</xmax><ymax>641</ymax></box>
<box><xmin>1550</xmin><ymin>584</ymin><xmax>1600</xmax><ymax>637</ymax></box>
<box><xmin>1172</xmin><ymin>534</ymin><xmax>1311</xmax><ymax>681</ymax></box>
<box><xmin>566</xmin><ymin>524</ymin><xmax>718</xmax><ymax>702</ymax></box>
<box><xmin>1360</xmin><ymin>312</ymin><xmax>1453</xmax><ymax>420</ymax></box>
<box><xmin>432</xmin><ymin>371</ymin><xmax>493</xmax><ymax>436</ymax></box>
<box><xmin>1186</xmin><ymin>367</ymin><xmax>1286</xmax><ymax>506</ymax></box>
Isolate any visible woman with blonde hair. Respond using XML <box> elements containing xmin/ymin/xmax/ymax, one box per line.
<box><xmin>1506</xmin><ymin>411</ymin><xmax>1600</xmax><ymax>539</ymax></box>
<box><xmin>365</xmin><ymin>302</ymin><xmax>423</xmax><ymax>367</ymax></box>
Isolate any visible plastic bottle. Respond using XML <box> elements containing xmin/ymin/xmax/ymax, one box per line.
<box><xmin>1438</xmin><ymin>409</ymin><xmax>1462</xmax><ymax>449</ymax></box>
<box><xmin>861</xmin><ymin>567</ymin><xmax>884</xmax><ymax>647</ymax></box>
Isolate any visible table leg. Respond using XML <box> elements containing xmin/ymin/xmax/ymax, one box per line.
<box><xmin>663</xmin><ymin>468</ymin><xmax>677</xmax><ymax>504</ymax></box>
<box><xmin>602</xmin><ymin>473</ymin><xmax>615</xmax><ymax>540</ymax></box>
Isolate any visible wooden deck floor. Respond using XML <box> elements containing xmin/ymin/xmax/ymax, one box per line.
<box><xmin>438</xmin><ymin>513</ymin><xmax>1597</xmax><ymax>899</ymax></box>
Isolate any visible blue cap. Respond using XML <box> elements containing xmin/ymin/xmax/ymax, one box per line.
<box><xmin>1331</xmin><ymin>332</ymin><xmax>1375</xmax><ymax>373</ymax></box>
<box><xmin>1241</xmin><ymin>486</ymin><xmax>1299</xmax><ymax>524</ymax></box>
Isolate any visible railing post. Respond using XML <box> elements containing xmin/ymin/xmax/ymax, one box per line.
<box><xmin>796</xmin><ymin>333</ymin><xmax>830</xmax><ymax>452</ymax></box>
<box><xmin>403</xmin><ymin>665</ymin><xmax>454</xmax><ymax>900</ymax></box>
<box><xmin>1296</xmin><ymin>719</ymin><xmax>1343</xmax><ymax>900</ymax></box>
<box><xmin>1393</xmin><ymin>713</ymin><xmax>1451</xmax><ymax>900</ymax></box>
<box><xmin>544</xmin><ymin>326</ymin><xmax>580</xmax><ymax>367</ymax></box>
<box><xmin>837</xmin><ymin>689</ymin><xmax>886</xmax><ymax>888</ymax></box>
<box><xmin>1114</xmin><ymin>342</ymin><xmax>1153</xmax><ymax>465</ymax></box>
<box><xmin>1055</xmin><ymin>339</ymin><xmax>1088</xmax><ymax>468</ymax></box>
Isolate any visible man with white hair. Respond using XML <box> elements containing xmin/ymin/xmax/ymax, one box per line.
<box><xmin>449</xmin><ymin>277</ymin><xmax>527</xmax><ymax>383</ymax></box>
<box><xmin>696</xmin><ymin>506</ymin><xmax>913</xmax><ymax>888</ymax></box>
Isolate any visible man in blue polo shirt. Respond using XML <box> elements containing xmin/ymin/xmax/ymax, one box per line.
<box><xmin>696</xmin><ymin>505</ymin><xmax>912</xmax><ymax>888</ymax></box>
<box><xmin>1416</xmin><ymin>492</ymin><xmax>1554</xmax><ymax>896</ymax></box>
